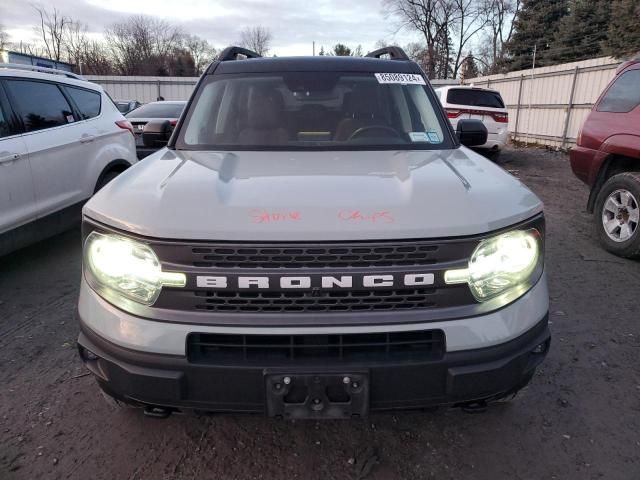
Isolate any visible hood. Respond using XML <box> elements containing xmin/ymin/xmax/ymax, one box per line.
<box><xmin>84</xmin><ymin>148</ymin><xmax>542</xmax><ymax>241</ymax></box>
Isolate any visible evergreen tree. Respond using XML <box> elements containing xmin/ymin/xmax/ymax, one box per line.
<box><xmin>332</xmin><ymin>43</ymin><xmax>352</xmax><ymax>56</ymax></box>
<box><xmin>603</xmin><ymin>0</ymin><xmax>640</xmax><ymax>57</ymax></box>
<box><xmin>505</xmin><ymin>0</ymin><xmax>569</xmax><ymax>71</ymax></box>
<box><xmin>549</xmin><ymin>0</ymin><xmax>611</xmax><ymax>64</ymax></box>
<box><xmin>460</xmin><ymin>53</ymin><xmax>480</xmax><ymax>79</ymax></box>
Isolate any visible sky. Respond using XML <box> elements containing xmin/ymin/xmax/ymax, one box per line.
<box><xmin>0</xmin><ymin>0</ymin><xmax>421</xmax><ymax>56</ymax></box>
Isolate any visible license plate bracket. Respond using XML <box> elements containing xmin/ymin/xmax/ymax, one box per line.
<box><xmin>265</xmin><ymin>371</ymin><xmax>369</xmax><ymax>419</ymax></box>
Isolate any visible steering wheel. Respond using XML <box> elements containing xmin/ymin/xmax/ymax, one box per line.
<box><xmin>348</xmin><ymin>126</ymin><xmax>402</xmax><ymax>141</ymax></box>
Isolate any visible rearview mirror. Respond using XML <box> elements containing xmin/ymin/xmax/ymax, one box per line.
<box><xmin>142</xmin><ymin>120</ymin><xmax>172</xmax><ymax>148</ymax></box>
<box><xmin>456</xmin><ymin>119</ymin><xmax>488</xmax><ymax>147</ymax></box>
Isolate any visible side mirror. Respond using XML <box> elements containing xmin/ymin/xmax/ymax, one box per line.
<box><xmin>456</xmin><ymin>119</ymin><xmax>488</xmax><ymax>147</ymax></box>
<box><xmin>142</xmin><ymin>120</ymin><xmax>172</xmax><ymax>148</ymax></box>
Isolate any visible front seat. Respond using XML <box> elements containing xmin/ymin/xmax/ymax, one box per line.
<box><xmin>237</xmin><ymin>86</ymin><xmax>288</xmax><ymax>145</ymax></box>
<box><xmin>334</xmin><ymin>86</ymin><xmax>385</xmax><ymax>141</ymax></box>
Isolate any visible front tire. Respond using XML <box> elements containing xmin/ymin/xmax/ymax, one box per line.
<box><xmin>594</xmin><ymin>172</ymin><xmax>640</xmax><ymax>258</ymax></box>
<box><xmin>94</xmin><ymin>170</ymin><xmax>120</xmax><ymax>193</ymax></box>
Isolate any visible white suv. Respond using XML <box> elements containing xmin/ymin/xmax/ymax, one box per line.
<box><xmin>0</xmin><ymin>65</ymin><xmax>137</xmax><ymax>256</ymax></box>
<box><xmin>436</xmin><ymin>85</ymin><xmax>509</xmax><ymax>158</ymax></box>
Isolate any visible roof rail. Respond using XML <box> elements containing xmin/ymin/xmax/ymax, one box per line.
<box><xmin>365</xmin><ymin>46</ymin><xmax>409</xmax><ymax>61</ymax></box>
<box><xmin>0</xmin><ymin>63</ymin><xmax>84</xmax><ymax>80</ymax></box>
<box><xmin>217</xmin><ymin>47</ymin><xmax>262</xmax><ymax>62</ymax></box>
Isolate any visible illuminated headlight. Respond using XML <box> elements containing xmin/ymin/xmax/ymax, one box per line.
<box><xmin>445</xmin><ymin>229</ymin><xmax>542</xmax><ymax>302</ymax></box>
<box><xmin>84</xmin><ymin>231</ymin><xmax>185</xmax><ymax>305</ymax></box>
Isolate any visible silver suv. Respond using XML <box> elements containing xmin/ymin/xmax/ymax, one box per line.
<box><xmin>77</xmin><ymin>46</ymin><xmax>550</xmax><ymax>419</ymax></box>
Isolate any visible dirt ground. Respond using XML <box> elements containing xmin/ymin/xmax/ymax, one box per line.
<box><xmin>1</xmin><ymin>147</ymin><xmax>639</xmax><ymax>480</ymax></box>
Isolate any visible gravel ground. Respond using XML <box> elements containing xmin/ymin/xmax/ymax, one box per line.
<box><xmin>1</xmin><ymin>147</ymin><xmax>639</xmax><ymax>480</ymax></box>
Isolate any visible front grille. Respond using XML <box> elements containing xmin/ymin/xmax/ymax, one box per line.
<box><xmin>156</xmin><ymin>284</ymin><xmax>474</xmax><ymax>313</ymax></box>
<box><xmin>186</xmin><ymin>287</ymin><xmax>459</xmax><ymax>313</ymax></box>
<box><xmin>187</xmin><ymin>243</ymin><xmax>441</xmax><ymax>269</ymax></box>
<box><xmin>151</xmin><ymin>238</ymin><xmax>480</xmax><ymax>314</ymax></box>
<box><xmin>187</xmin><ymin>330</ymin><xmax>445</xmax><ymax>365</ymax></box>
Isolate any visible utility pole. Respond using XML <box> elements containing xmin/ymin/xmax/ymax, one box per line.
<box><xmin>313</xmin><ymin>41</ymin><xmax>315</xmax><ymax>56</ymax></box>
<box><xmin>525</xmin><ymin>44</ymin><xmax>537</xmax><ymax>146</ymax></box>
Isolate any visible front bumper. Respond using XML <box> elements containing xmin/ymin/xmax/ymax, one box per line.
<box><xmin>78</xmin><ymin>314</ymin><xmax>549</xmax><ymax>414</ymax></box>
<box><xmin>77</xmin><ymin>267</ymin><xmax>550</xmax><ymax>414</ymax></box>
<box><xmin>569</xmin><ymin>145</ymin><xmax>598</xmax><ymax>185</ymax></box>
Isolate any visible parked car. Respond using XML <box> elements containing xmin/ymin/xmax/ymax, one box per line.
<box><xmin>435</xmin><ymin>85</ymin><xmax>509</xmax><ymax>158</ymax></box>
<box><xmin>570</xmin><ymin>58</ymin><xmax>640</xmax><ymax>258</ymax></box>
<box><xmin>0</xmin><ymin>64</ymin><xmax>137</xmax><ymax>257</ymax></box>
<box><xmin>115</xmin><ymin>99</ymin><xmax>142</xmax><ymax>115</ymax></box>
<box><xmin>77</xmin><ymin>46</ymin><xmax>549</xmax><ymax>418</ymax></box>
<box><xmin>126</xmin><ymin>100</ymin><xmax>186</xmax><ymax>158</ymax></box>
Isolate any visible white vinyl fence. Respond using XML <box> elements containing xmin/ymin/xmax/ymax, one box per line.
<box><xmin>85</xmin><ymin>76</ymin><xmax>461</xmax><ymax>104</ymax></box>
<box><xmin>462</xmin><ymin>56</ymin><xmax>621</xmax><ymax>149</ymax></box>
<box><xmin>85</xmin><ymin>75</ymin><xmax>199</xmax><ymax>103</ymax></box>
<box><xmin>87</xmin><ymin>57</ymin><xmax>621</xmax><ymax>149</ymax></box>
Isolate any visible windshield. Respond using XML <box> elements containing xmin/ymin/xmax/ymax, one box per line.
<box><xmin>127</xmin><ymin>102</ymin><xmax>185</xmax><ymax>119</ymax></box>
<box><xmin>177</xmin><ymin>72</ymin><xmax>452</xmax><ymax>150</ymax></box>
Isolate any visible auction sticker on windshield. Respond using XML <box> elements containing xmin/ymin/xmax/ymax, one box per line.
<box><xmin>374</xmin><ymin>73</ymin><xmax>426</xmax><ymax>85</ymax></box>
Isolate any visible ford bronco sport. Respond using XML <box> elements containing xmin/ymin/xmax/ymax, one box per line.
<box><xmin>77</xmin><ymin>46</ymin><xmax>550</xmax><ymax>419</ymax></box>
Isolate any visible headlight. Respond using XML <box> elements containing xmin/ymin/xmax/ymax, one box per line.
<box><xmin>84</xmin><ymin>231</ymin><xmax>185</xmax><ymax>305</ymax></box>
<box><xmin>445</xmin><ymin>229</ymin><xmax>542</xmax><ymax>302</ymax></box>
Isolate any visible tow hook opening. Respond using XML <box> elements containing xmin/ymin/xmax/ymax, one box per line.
<box><xmin>532</xmin><ymin>339</ymin><xmax>550</xmax><ymax>355</ymax></box>
<box><xmin>143</xmin><ymin>405</ymin><xmax>173</xmax><ymax>419</ymax></box>
<box><xmin>461</xmin><ymin>400</ymin><xmax>487</xmax><ymax>413</ymax></box>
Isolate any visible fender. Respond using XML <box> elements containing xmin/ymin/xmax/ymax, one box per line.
<box><xmin>600</xmin><ymin>134</ymin><xmax>640</xmax><ymax>160</ymax></box>
<box><xmin>587</xmin><ymin>134</ymin><xmax>640</xmax><ymax>212</ymax></box>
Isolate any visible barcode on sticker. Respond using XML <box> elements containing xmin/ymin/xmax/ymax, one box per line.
<box><xmin>375</xmin><ymin>73</ymin><xmax>426</xmax><ymax>85</ymax></box>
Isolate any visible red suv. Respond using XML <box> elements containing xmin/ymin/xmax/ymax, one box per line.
<box><xmin>570</xmin><ymin>58</ymin><xmax>640</xmax><ymax>258</ymax></box>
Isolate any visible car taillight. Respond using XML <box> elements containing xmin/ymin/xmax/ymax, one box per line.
<box><xmin>492</xmin><ymin>112</ymin><xmax>509</xmax><ymax>123</ymax></box>
<box><xmin>169</xmin><ymin>119</ymin><xmax>178</xmax><ymax>127</ymax></box>
<box><xmin>446</xmin><ymin>109</ymin><xmax>462</xmax><ymax>119</ymax></box>
<box><xmin>115</xmin><ymin>120</ymin><xmax>134</xmax><ymax>136</ymax></box>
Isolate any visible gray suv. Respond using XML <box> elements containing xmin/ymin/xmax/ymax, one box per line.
<box><xmin>77</xmin><ymin>46</ymin><xmax>550</xmax><ymax>419</ymax></box>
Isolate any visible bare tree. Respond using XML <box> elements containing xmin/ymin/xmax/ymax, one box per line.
<box><xmin>450</xmin><ymin>0</ymin><xmax>489</xmax><ymax>78</ymax></box>
<box><xmin>78</xmin><ymin>40</ymin><xmax>114</xmax><ymax>74</ymax></box>
<box><xmin>384</xmin><ymin>0</ymin><xmax>455</xmax><ymax>78</ymax></box>
<box><xmin>403</xmin><ymin>42</ymin><xmax>427</xmax><ymax>72</ymax></box>
<box><xmin>106</xmin><ymin>15</ymin><xmax>183</xmax><ymax>75</ymax></box>
<box><xmin>0</xmin><ymin>25</ymin><xmax>9</xmax><ymax>51</ymax></box>
<box><xmin>239</xmin><ymin>26</ymin><xmax>272</xmax><ymax>56</ymax></box>
<box><xmin>33</xmin><ymin>6</ymin><xmax>69</xmax><ymax>62</ymax></box>
<box><xmin>183</xmin><ymin>34</ymin><xmax>217</xmax><ymax>73</ymax></box>
<box><xmin>64</xmin><ymin>20</ymin><xmax>89</xmax><ymax>71</ymax></box>
<box><xmin>481</xmin><ymin>0</ymin><xmax>520</xmax><ymax>73</ymax></box>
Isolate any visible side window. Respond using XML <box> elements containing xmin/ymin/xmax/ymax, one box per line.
<box><xmin>5</xmin><ymin>80</ymin><xmax>74</xmax><ymax>133</ymax></box>
<box><xmin>66</xmin><ymin>86</ymin><xmax>101</xmax><ymax>119</ymax></box>
<box><xmin>597</xmin><ymin>70</ymin><xmax>640</xmax><ymax>113</ymax></box>
<box><xmin>0</xmin><ymin>104</ymin><xmax>10</xmax><ymax>138</ymax></box>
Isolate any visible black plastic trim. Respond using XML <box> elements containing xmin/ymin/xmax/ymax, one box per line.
<box><xmin>77</xmin><ymin>313</ymin><xmax>550</xmax><ymax>413</ymax></box>
<box><xmin>365</xmin><ymin>46</ymin><xmax>409</xmax><ymax>60</ymax></box>
<box><xmin>217</xmin><ymin>46</ymin><xmax>262</xmax><ymax>61</ymax></box>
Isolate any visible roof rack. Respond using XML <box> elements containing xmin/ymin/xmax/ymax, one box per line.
<box><xmin>217</xmin><ymin>47</ymin><xmax>262</xmax><ymax>62</ymax></box>
<box><xmin>0</xmin><ymin>63</ymin><xmax>85</xmax><ymax>80</ymax></box>
<box><xmin>365</xmin><ymin>47</ymin><xmax>409</xmax><ymax>61</ymax></box>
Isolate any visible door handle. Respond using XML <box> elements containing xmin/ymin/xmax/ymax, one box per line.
<box><xmin>79</xmin><ymin>135</ymin><xmax>95</xmax><ymax>144</ymax></box>
<box><xmin>0</xmin><ymin>153</ymin><xmax>20</xmax><ymax>165</ymax></box>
